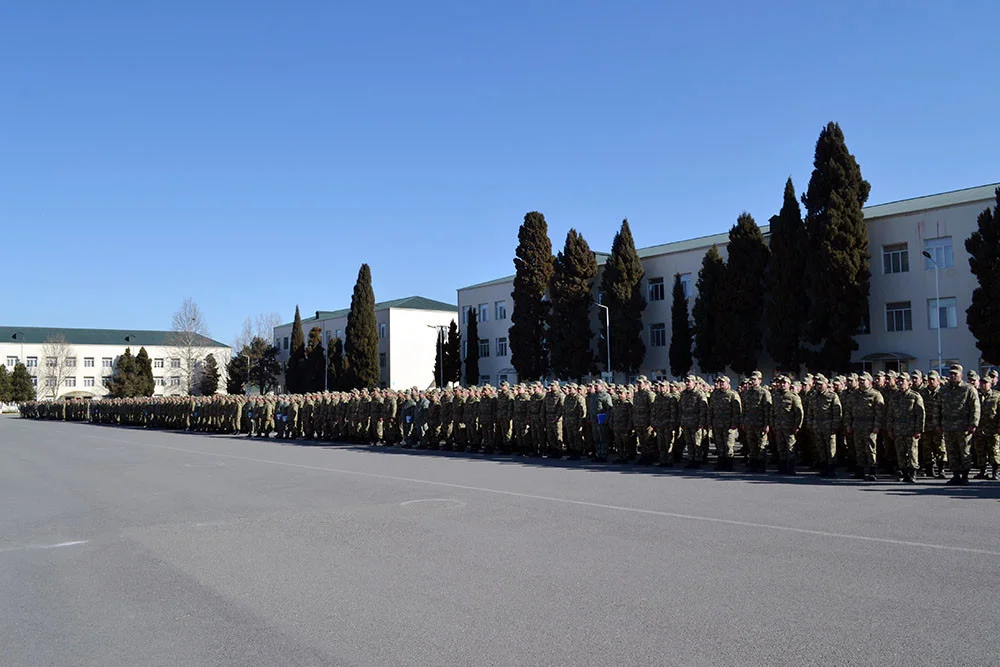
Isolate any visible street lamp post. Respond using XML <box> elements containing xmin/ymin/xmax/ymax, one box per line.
<box><xmin>596</xmin><ymin>303</ymin><xmax>611</xmax><ymax>382</ymax></box>
<box><xmin>427</xmin><ymin>324</ymin><xmax>447</xmax><ymax>388</ymax></box>
<box><xmin>244</xmin><ymin>353</ymin><xmax>252</xmax><ymax>394</ymax></box>
<box><xmin>922</xmin><ymin>250</ymin><xmax>943</xmax><ymax>373</ymax></box>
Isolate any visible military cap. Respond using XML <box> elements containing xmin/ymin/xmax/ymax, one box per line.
<box><xmin>847</xmin><ymin>372</ymin><xmax>858</xmax><ymax>381</ymax></box>
<box><xmin>949</xmin><ymin>363</ymin><xmax>963</xmax><ymax>374</ymax></box>
<box><xmin>927</xmin><ymin>370</ymin><xmax>940</xmax><ymax>380</ymax></box>
<box><xmin>715</xmin><ymin>375</ymin><xmax>730</xmax><ymax>384</ymax></box>
<box><xmin>990</xmin><ymin>369</ymin><xmax>999</xmax><ymax>379</ymax></box>
<box><xmin>636</xmin><ymin>375</ymin><xmax>648</xmax><ymax>382</ymax></box>
<box><xmin>751</xmin><ymin>370</ymin><xmax>763</xmax><ymax>379</ymax></box>
<box><xmin>968</xmin><ymin>370</ymin><xmax>980</xmax><ymax>381</ymax></box>
<box><xmin>775</xmin><ymin>374</ymin><xmax>789</xmax><ymax>383</ymax></box>
<box><xmin>861</xmin><ymin>372</ymin><xmax>873</xmax><ymax>381</ymax></box>
<box><xmin>813</xmin><ymin>373</ymin><xmax>828</xmax><ymax>384</ymax></box>
<box><xmin>909</xmin><ymin>372</ymin><xmax>921</xmax><ymax>382</ymax></box>
<box><xmin>834</xmin><ymin>375</ymin><xmax>847</xmax><ymax>384</ymax></box>
<box><xmin>911</xmin><ymin>369</ymin><xmax>924</xmax><ymax>378</ymax></box>
<box><xmin>685</xmin><ymin>374</ymin><xmax>697</xmax><ymax>382</ymax></box>
<box><xmin>804</xmin><ymin>373</ymin><xmax>814</xmax><ymax>381</ymax></box>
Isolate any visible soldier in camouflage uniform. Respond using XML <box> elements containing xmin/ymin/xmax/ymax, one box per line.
<box><xmin>973</xmin><ymin>375</ymin><xmax>1000</xmax><ymax>480</ymax></box>
<box><xmin>651</xmin><ymin>381</ymin><xmax>677</xmax><ymax>466</ymax></box>
<box><xmin>679</xmin><ymin>375</ymin><xmax>708</xmax><ymax>469</ymax></box>
<box><xmin>848</xmin><ymin>372</ymin><xmax>886</xmax><ymax>481</ymax></box>
<box><xmin>590</xmin><ymin>381</ymin><xmax>613</xmax><ymax>463</ymax></box>
<box><xmin>611</xmin><ymin>386</ymin><xmax>634</xmax><ymax>464</ymax></box>
<box><xmin>708</xmin><ymin>375</ymin><xmax>741</xmax><ymax>471</ymax></box>
<box><xmin>811</xmin><ymin>374</ymin><xmax>843</xmax><ymax>478</ymax></box>
<box><xmin>528</xmin><ymin>384</ymin><xmax>546</xmax><ymax>456</ymax></box>
<box><xmin>740</xmin><ymin>370</ymin><xmax>772</xmax><ymax>473</ymax></box>
<box><xmin>542</xmin><ymin>382</ymin><xmax>565</xmax><ymax>458</ymax></box>
<box><xmin>889</xmin><ymin>372</ymin><xmax>925</xmax><ymax>483</ymax></box>
<box><xmin>632</xmin><ymin>377</ymin><xmax>656</xmax><ymax>464</ymax></box>
<box><xmin>939</xmin><ymin>365</ymin><xmax>980</xmax><ymax>486</ymax></box>
<box><xmin>770</xmin><ymin>375</ymin><xmax>804</xmax><ymax>475</ymax></box>
<box><xmin>562</xmin><ymin>384</ymin><xmax>586</xmax><ymax>460</ymax></box>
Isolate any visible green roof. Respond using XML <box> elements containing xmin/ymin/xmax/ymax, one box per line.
<box><xmin>0</xmin><ymin>326</ymin><xmax>228</xmax><ymax>348</ymax></box>
<box><xmin>280</xmin><ymin>296</ymin><xmax>457</xmax><ymax>327</ymax></box>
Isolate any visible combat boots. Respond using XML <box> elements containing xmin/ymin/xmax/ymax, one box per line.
<box><xmin>974</xmin><ymin>466</ymin><xmax>989</xmax><ymax>479</ymax></box>
<box><xmin>863</xmin><ymin>467</ymin><xmax>878</xmax><ymax>482</ymax></box>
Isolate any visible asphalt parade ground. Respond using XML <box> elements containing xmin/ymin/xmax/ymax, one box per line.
<box><xmin>2</xmin><ymin>416</ymin><xmax>999</xmax><ymax>666</ymax></box>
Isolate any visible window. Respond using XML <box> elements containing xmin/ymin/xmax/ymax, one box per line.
<box><xmin>649</xmin><ymin>323</ymin><xmax>666</xmax><ymax>347</ymax></box>
<box><xmin>847</xmin><ymin>361</ymin><xmax>874</xmax><ymax>375</ymax></box>
<box><xmin>478</xmin><ymin>338</ymin><xmax>490</xmax><ymax>358</ymax></box>
<box><xmin>886</xmin><ymin>301</ymin><xmax>912</xmax><ymax>332</ymax></box>
<box><xmin>283</xmin><ymin>337</ymin><xmax>289</xmax><ymax>350</ymax></box>
<box><xmin>46</xmin><ymin>357</ymin><xmax>57</xmax><ymax>367</ymax></box>
<box><xmin>379</xmin><ymin>352</ymin><xmax>386</xmax><ymax>369</ymax></box>
<box><xmin>478</xmin><ymin>303</ymin><xmax>488</xmax><ymax>322</ymax></box>
<box><xmin>650</xmin><ymin>369</ymin><xmax>667</xmax><ymax>381</ymax></box>
<box><xmin>84</xmin><ymin>357</ymin><xmax>94</xmax><ymax>368</ymax></box>
<box><xmin>102</xmin><ymin>376</ymin><xmax>112</xmax><ymax>387</ymax></box>
<box><xmin>65</xmin><ymin>357</ymin><xmax>76</xmax><ymax>367</ymax></box>
<box><xmin>648</xmin><ymin>277</ymin><xmax>665</xmax><ymax>302</ymax></box>
<box><xmin>335</xmin><ymin>329</ymin><xmax>343</xmax><ymax>341</ymax></box>
<box><xmin>83</xmin><ymin>377</ymin><xmax>95</xmax><ymax>387</ymax></box>
<box><xmin>679</xmin><ymin>273</ymin><xmax>693</xmax><ymax>299</ymax></box>
<box><xmin>496</xmin><ymin>337</ymin><xmax>508</xmax><ymax>357</ymax></box>
<box><xmin>924</xmin><ymin>237</ymin><xmax>954</xmax><ymax>269</ymax></box>
<box><xmin>479</xmin><ymin>375</ymin><xmax>490</xmax><ymax>385</ymax></box>
<box><xmin>27</xmin><ymin>356</ymin><xmax>38</xmax><ymax>368</ymax></box>
<box><xmin>857</xmin><ymin>310</ymin><xmax>871</xmax><ymax>335</ymax></box>
<box><xmin>326</xmin><ymin>330</ymin><xmax>333</xmax><ymax>343</ymax></box>
<box><xmin>379</xmin><ymin>323</ymin><xmax>387</xmax><ymax>340</ymax></box>
<box><xmin>154</xmin><ymin>358</ymin><xmax>164</xmax><ymax>368</ymax></box>
<box><xmin>170</xmin><ymin>376</ymin><xmax>181</xmax><ymax>386</ymax></box>
<box><xmin>275</xmin><ymin>338</ymin><xmax>281</xmax><ymax>349</ymax></box>
<box><xmin>495</xmin><ymin>301</ymin><xmax>507</xmax><ymax>320</ymax></box>
<box><xmin>928</xmin><ymin>297</ymin><xmax>958</xmax><ymax>329</ymax></box>
<box><xmin>155</xmin><ymin>377</ymin><xmax>165</xmax><ymax>387</ymax></box>
<box><xmin>5</xmin><ymin>356</ymin><xmax>16</xmax><ymax>368</ymax></box>
<box><xmin>102</xmin><ymin>357</ymin><xmax>113</xmax><ymax>368</ymax></box>
<box><xmin>45</xmin><ymin>378</ymin><xmax>56</xmax><ymax>387</ymax></box>
<box><xmin>499</xmin><ymin>373</ymin><xmax>509</xmax><ymax>384</ymax></box>
<box><xmin>461</xmin><ymin>305</ymin><xmax>471</xmax><ymax>324</ymax></box>
<box><xmin>64</xmin><ymin>377</ymin><xmax>76</xmax><ymax>387</ymax></box>
<box><xmin>31</xmin><ymin>377</ymin><xmax>37</xmax><ymax>387</ymax></box>
<box><xmin>170</xmin><ymin>358</ymin><xmax>181</xmax><ymax>369</ymax></box>
<box><xmin>882</xmin><ymin>243</ymin><xmax>909</xmax><ymax>274</ymax></box>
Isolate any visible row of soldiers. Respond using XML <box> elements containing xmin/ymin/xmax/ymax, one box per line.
<box><xmin>17</xmin><ymin>363</ymin><xmax>997</xmax><ymax>484</ymax></box>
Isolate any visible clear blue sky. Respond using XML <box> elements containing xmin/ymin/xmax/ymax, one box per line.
<box><xmin>3</xmin><ymin>1</ymin><xmax>997</xmax><ymax>347</ymax></box>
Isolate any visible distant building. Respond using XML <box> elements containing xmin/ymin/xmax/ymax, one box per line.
<box><xmin>272</xmin><ymin>296</ymin><xmax>458</xmax><ymax>390</ymax></box>
<box><xmin>0</xmin><ymin>326</ymin><xmax>232</xmax><ymax>399</ymax></box>
<box><xmin>457</xmin><ymin>183</ymin><xmax>1000</xmax><ymax>383</ymax></box>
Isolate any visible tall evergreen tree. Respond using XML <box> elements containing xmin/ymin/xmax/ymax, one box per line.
<box><xmin>9</xmin><ymin>362</ymin><xmax>35</xmax><ymax>402</ymax></box>
<box><xmin>693</xmin><ymin>245</ymin><xmax>727</xmax><ymax>374</ymax></box>
<box><xmin>0</xmin><ymin>365</ymin><xmax>10</xmax><ymax>403</ymax></box>
<box><xmin>226</xmin><ymin>355</ymin><xmax>247</xmax><ymax>395</ymax></box>
<box><xmin>444</xmin><ymin>319</ymin><xmax>461</xmax><ymax>385</ymax></box>
<box><xmin>802</xmin><ymin>122</ymin><xmax>871</xmax><ymax>370</ymax></box>
<box><xmin>669</xmin><ymin>273</ymin><xmax>694</xmax><ymax>378</ymax></box>
<box><xmin>344</xmin><ymin>263</ymin><xmax>380</xmax><ymax>388</ymax></box>
<box><xmin>134</xmin><ymin>347</ymin><xmax>155</xmax><ymax>397</ymax></box>
<box><xmin>285</xmin><ymin>305</ymin><xmax>306</xmax><ymax>393</ymax></box>
<box><xmin>327</xmin><ymin>337</ymin><xmax>346</xmax><ymax>390</ymax></box>
<box><xmin>432</xmin><ymin>328</ymin><xmax>446</xmax><ymax>387</ymax></box>
<box><xmin>765</xmin><ymin>178</ymin><xmax>809</xmax><ymax>373</ymax></box>
<box><xmin>509</xmin><ymin>211</ymin><xmax>553</xmax><ymax>381</ymax></box>
<box><xmin>965</xmin><ymin>187</ymin><xmax>1000</xmax><ymax>364</ymax></box>
<box><xmin>227</xmin><ymin>338</ymin><xmax>281</xmax><ymax>395</ymax></box>
<box><xmin>464</xmin><ymin>307</ymin><xmax>481</xmax><ymax>385</ymax></box>
<box><xmin>305</xmin><ymin>326</ymin><xmax>326</xmax><ymax>391</ymax></box>
<box><xmin>718</xmin><ymin>213</ymin><xmax>770</xmax><ymax>375</ymax></box>
<box><xmin>599</xmin><ymin>219</ymin><xmax>646</xmax><ymax>376</ymax></box>
<box><xmin>548</xmin><ymin>229</ymin><xmax>598</xmax><ymax>380</ymax></box>
<box><xmin>198</xmin><ymin>354</ymin><xmax>220</xmax><ymax>395</ymax></box>
<box><xmin>108</xmin><ymin>347</ymin><xmax>137</xmax><ymax>398</ymax></box>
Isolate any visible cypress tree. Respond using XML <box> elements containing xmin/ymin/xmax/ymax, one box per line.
<box><xmin>765</xmin><ymin>178</ymin><xmax>809</xmax><ymax>373</ymax></box>
<box><xmin>135</xmin><ymin>347</ymin><xmax>155</xmax><ymax>397</ymax></box>
<box><xmin>802</xmin><ymin>122</ymin><xmax>871</xmax><ymax>370</ymax></box>
<box><xmin>464</xmin><ymin>307</ymin><xmax>481</xmax><ymax>385</ymax></box>
<box><xmin>599</xmin><ymin>219</ymin><xmax>646</xmax><ymax>377</ymax></box>
<box><xmin>344</xmin><ymin>263</ymin><xmax>380</xmax><ymax>388</ymax></box>
<box><xmin>432</xmin><ymin>328</ymin><xmax>445</xmax><ymax>387</ymax></box>
<box><xmin>285</xmin><ymin>306</ymin><xmax>306</xmax><ymax>393</ymax></box>
<box><xmin>305</xmin><ymin>326</ymin><xmax>325</xmax><ymax>391</ymax></box>
<box><xmin>965</xmin><ymin>187</ymin><xmax>1000</xmax><ymax>364</ymax></box>
<box><xmin>199</xmin><ymin>354</ymin><xmax>220</xmax><ymax>395</ymax></box>
<box><xmin>693</xmin><ymin>245</ymin><xmax>727</xmax><ymax>374</ymax></box>
<box><xmin>718</xmin><ymin>213</ymin><xmax>770</xmax><ymax>375</ymax></box>
<box><xmin>328</xmin><ymin>337</ymin><xmax>346</xmax><ymax>390</ymax></box>
<box><xmin>549</xmin><ymin>229</ymin><xmax>598</xmax><ymax>381</ymax></box>
<box><xmin>669</xmin><ymin>273</ymin><xmax>694</xmax><ymax>378</ymax></box>
<box><xmin>0</xmin><ymin>365</ymin><xmax>10</xmax><ymax>403</ymax></box>
<box><xmin>10</xmin><ymin>362</ymin><xmax>35</xmax><ymax>402</ymax></box>
<box><xmin>444</xmin><ymin>319</ymin><xmax>461</xmax><ymax>385</ymax></box>
<box><xmin>510</xmin><ymin>211</ymin><xmax>553</xmax><ymax>381</ymax></box>
<box><xmin>226</xmin><ymin>353</ymin><xmax>247</xmax><ymax>395</ymax></box>
<box><xmin>108</xmin><ymin>347</ymin><xmax>137</xmax><ymax>398</ymax></box>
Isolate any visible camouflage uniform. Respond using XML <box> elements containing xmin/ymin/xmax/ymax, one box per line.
<box><xmin>740</xmin><ymin>372</ymin><xmax>772</xmax><ymax>472</ymax></box>
<box><xmin>939</xmin><ymin>366</ymin><xmax>980</xmax><ymax>484</ymax></box>
<box><xmin>770</xmin><ymin>376</ymin><xmax>804</xmax><ymax>474</ymax></box>
<box><xmin>708</xmin><ymin>376</ymin><xmax>741</xmax><ymax>470</ymax></box>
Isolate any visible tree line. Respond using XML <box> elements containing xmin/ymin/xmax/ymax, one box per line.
<box><xmin>505</xmin><ymin>122</ymin><xmax>875</xmax><ymax>381</ymax></box>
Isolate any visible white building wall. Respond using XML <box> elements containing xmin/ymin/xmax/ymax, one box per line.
<box><xmin>457</xmin><ymin>282</ymin><xmax>517</xmax><ymax>385</ymax></box>
<box><xmin>387</xmin><ymin>309</ymin><xmax>458</xmax><ymax>389</ymax></box>
<box><xmin>0</xmin><ymin>342</ymin><xmax>231</xmax><ymax>399</ymax></box>
<box><xmin>458</xmin><ymin>184</ymin><xmax>999</xmax><ymax>382</ymax></box>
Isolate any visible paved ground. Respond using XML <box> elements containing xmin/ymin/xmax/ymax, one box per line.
<box><xmin>1</xmin><ymin>416</ymin><xmax>999</xmax><ymax>666</ymax></box>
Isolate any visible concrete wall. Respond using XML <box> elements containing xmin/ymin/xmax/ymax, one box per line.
<box><xmin>388</xmin><ymin>308</ymin><xmax>458</xmax><ymax>389</ymax></box>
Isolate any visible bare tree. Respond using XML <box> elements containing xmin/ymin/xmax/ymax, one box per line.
<box><xmin>38</xmin><ymin>335</ymin><xmax>76</xmax><ymax>400</ymax></box>
<box><xmin>233</xmin><ymin>312</ymin><xmax>282</xmax><ymax>352</ymax></box>
<box><xmin>167</xmin><ymin>297</ymin><xmax>212</xmax><ymax>395</ymax></box>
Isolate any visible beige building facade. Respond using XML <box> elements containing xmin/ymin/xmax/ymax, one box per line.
<box><xmin>272</xmin><ymin>296</ymin><xmax>457</xmax><ymax>391</ymax></box>
<box><xmin>458</xmin><ymin>183</ymin><xmax>1000</xmax><ymax>384</ymax></box>
<box><xmin>0</xmin><ymin>326</ymin><xmax>232</xmax><ymax>399</ymax></box>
